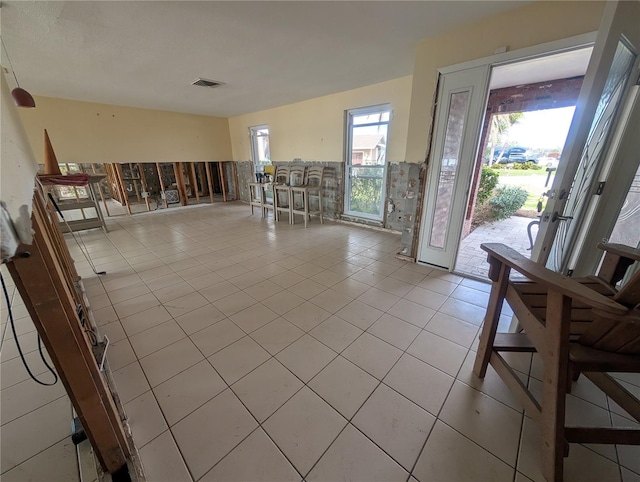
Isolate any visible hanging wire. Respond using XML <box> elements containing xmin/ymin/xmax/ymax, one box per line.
<box><xmin>0</xmin><ymin>35</ymin><xmax>23</xmax><ymax>87</ymax></box>
<box><xmin>1</xmin><ymin>271</ymin><xmax>58</xmax><ymax>386</ymax></box>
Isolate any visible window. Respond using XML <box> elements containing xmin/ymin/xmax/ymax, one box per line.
<box><xmin>250</xmin><ymin>126</ymin><xmax>271</xmax><ymax>172</ymax></box>
<box><xmin>344</xmin><ymin>105</ymin><xmax>391</xmax><ymax>221</ymax></box>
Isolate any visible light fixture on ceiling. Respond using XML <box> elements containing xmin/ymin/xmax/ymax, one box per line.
<box><xmin>1</xmin><ymin>36</ymin><xmax>36</xmax><ymax>108</ymax></box>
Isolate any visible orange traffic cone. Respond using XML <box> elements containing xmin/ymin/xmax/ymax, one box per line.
<box><xmin>43</xmin><ymin>129</ymin><xmax>62</xmax><ymax>175</ymax></box>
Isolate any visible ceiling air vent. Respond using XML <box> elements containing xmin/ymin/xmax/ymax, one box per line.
<box><xmin>191</xmin><ymin>78</ymin><xmax>224</xmax><ymax>88</ymax></box>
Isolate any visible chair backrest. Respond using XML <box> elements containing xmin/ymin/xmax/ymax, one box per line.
<box><xmin>579</xmin><ymin>269</ymin><xmax>640</xmax><ymax>354</ymax></box>
<box><xmin>615</xmin><ymin>269</ymin><xmax>640</xmax><ymax>308</ymax></box>
<box><xmin>305</xmin><ymin>166</ymin><xmax>324</xmax><ymax>188</ymax></box>
<box><xmin>289</xmin><ymin>166</ymin><xmax>306</xmax><ymax>186</ymax></box>
<box><xmin>274</xmin><ymin>165</ymin><xmax>290</xmax><ymax>184</ymax></box>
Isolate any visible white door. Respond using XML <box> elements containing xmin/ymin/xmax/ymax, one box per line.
<box><xmin>417</xmin><ymin>65</ymin><xmax>490</xmax><ymax>268</ymax></box>
<box><xmin>532</xmin><ymin>1</ymin><xmax>640</xmax><ymax>274</ymax></box>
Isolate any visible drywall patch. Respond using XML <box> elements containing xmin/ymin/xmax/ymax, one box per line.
<box><xmin>385</xmin><ymin>162</ymin><xmax>421</xmax><ymax>251</ymax></box>
<box><xmin>235</xmin><ymin>161</ymin><xmax>253</xmax><ymax>202</ymax></box>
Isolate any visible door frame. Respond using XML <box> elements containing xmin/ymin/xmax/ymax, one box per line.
<box><xmin>416</xmin><ymin>32</ymin><xmax>597</xmax><ymax>270</ymax></box>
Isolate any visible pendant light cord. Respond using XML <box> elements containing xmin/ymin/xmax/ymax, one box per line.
<box><xmin>0</xmin><ymin>35</ymin><xmax>22</xmax><ymax>87</ymax></box>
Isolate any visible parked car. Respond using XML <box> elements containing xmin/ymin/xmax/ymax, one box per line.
<box><xmin>492</xmin><ymin>147</ymin><xmax>528</xmax><ymax>163</ymax></box>
<box><xmin>536</xmin><ymin>156</ymin><xmax>559</xmax><ymax>168</ymax></box>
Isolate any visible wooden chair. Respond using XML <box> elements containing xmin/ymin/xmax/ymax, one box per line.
<box><xmin>274</xmin><ymin>165</ymin><xmax>305</xmax><ymax>224</ymax></box>
<box><xmin>248</xmin><ymin>178</ymin><xmax>266</xmax><ymax>217</ymax></box>
<box><xmin>473</xmin><ymin>242</ymin><xmax>640</xmax><ymax>482</ymax></box>
<box><xmin>254</xmin><ymin>165</ymin><xmax>287</xmax><ymax>219</ymax></box>
<box><xmin>291</xmin><ymin>166</ymin><xmax>324</xmax><ymax>227</ymax></box>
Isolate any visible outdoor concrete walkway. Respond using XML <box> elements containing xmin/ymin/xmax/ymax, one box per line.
<box><xmin>455</xmin><ymin>215</ymin><xmax>536</xmax><ymax>279</ymax></box>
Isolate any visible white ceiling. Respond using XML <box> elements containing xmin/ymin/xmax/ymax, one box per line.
<box><xmin>1</xmin><ymin>1</ymin><xmax>529</xmax><ymax>117</ymax></box>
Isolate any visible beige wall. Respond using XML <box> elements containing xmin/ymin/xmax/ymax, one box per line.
<box><xmin>18</xmin><ymin>96</ymin><xmax>232</xmax><ymax>165</ymax></box>
<box><xmin>228</xmin><ymin>76</ymin><xmax>413</xmax><ymax>163</ymax></box>
<box><xmin>405</xmin><ymin>1</ymin><xmax>606</xmax><ymax>163</ymax></box>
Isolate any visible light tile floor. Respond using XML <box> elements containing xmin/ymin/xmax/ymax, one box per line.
<box><xmin>4</xmin><ymin>201</ymin><xmax>639</xmax><ymax>482</ymax></box>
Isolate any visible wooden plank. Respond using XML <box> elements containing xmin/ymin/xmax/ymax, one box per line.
<box><xmin>8</xmin><ymin>192</ymin><xmax>129</xmax><ymax>474</ymax></box>
<box><xmin>583</xmin><ymin>372</ymin><xmax>640</xmax><ymax>421</ymax></box>
<box><xmin>197</xmin><ymin>163</ymin><xmax>207</xmax><ymax>199</ymax></box>
<box><xmin>218</xmin><ymin>162</ymin><xmax>228</xmax><ymax>202</ymax></box>
<box><xmin>36</xmin><ymin>198</ymin><xmax>83</xmax><ymax>331</ymax></box>
<box><xmin>473</xmin><ymin>261</ymin><xmax>510</xmax><ymax>378</ymax></box>
<box><xmin>492</xmin><ymin>333</ymin><xmax>535</xmax><ymax>352</ymax></box>
<box><xmin>490</xmin><ymin>352</ymin><xmax>541</xmax><ymax>422</ymax></box>
<box><xmin>565</xmin><ymin>427</ymin><xmax>640</xmax><ymax>445</ymax></box>
<box><xmin>506</xmin><ymin>285</ymin><xmax>548</xmax><ymax>352</ymax></box>
<box><xmin>156</xmin><ymin>163</ymin><xmax>168</xmax><ymax>209</ymax></box>
<box><xmin>540</xmin><ymin>290</ymin><xmax>571</xmax><ymax>482</ymax></box>
<box><xmin>189</xmin><ymin>162</ymin><xmax>200</xmax><ymax>204</ymax></box>
<box><xmin>173</xmin><ymin>162</ymin><xmax>188</xmax><ymax>206</ymax></box>
<box><xmin>205</xmin><ymin>162</ymin><xmax>214</xmax><ymax>203</ymax></box>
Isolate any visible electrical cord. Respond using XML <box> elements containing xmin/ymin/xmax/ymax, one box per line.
<box><xmin>1</xmin><ymin>271</ymin><xmax>58</xmax><ymax>386</ymax></box>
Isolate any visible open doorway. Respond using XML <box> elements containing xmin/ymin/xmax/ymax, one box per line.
<box><xmin>454</xmin><ymin>47</ymin><xmax>592</xmax><ymax>278</ymax></box>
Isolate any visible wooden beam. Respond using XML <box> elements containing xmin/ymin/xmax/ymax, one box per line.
<box><xmin>114</xmin><ymin>164</ymin><xmax>132</xmax><ymax>215</ymax></box>
<box><xmin>565</xmin><ymin>427</ymin><xmax>640</xmax><ymax>445</ymax></box>
<box><xmin>490</xmin><ymin>352</ymin><xmax>541</xmax><ymax>422</ymax></box>
<box><xmin>197</xmin><ymin>163</ymin><xmax>207</xmax><ymax>199</ymax></box>
<box><xmin>218</xmin><ymin>162</ymin><xmax>227</xmax><ymax>202</ymax></box>
<box><xmin>189</xmin><ymin>162</ymin><xmax>200</xmax><ymax>204</ymax></box>
<box><xmin>7</xmin><ymin>190</ymin><xmax>129</xmax><ymax>474</ymax></box>
<box><xmin>205</xmin><ymin>162</ymin><xmax>214</xmax><ymax>203</ymax></box>
<box><xmin>173</xmin><ymin>162</ymin><xmax>188</xmax><ymax>206</ymax></box>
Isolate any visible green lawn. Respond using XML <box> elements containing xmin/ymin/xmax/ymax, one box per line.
<box><xmin>492</xmin><ymin>168</ymin><xmax>556</xmax><ymax>212</ymax></box>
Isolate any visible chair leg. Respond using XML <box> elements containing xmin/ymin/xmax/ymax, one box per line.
<box><xmin>319</xmin><ymin>191</ymin><xmax>323</xmax><ymax>224</ymax></box>
<box><xmin>304</xmin><ymin>192</ymin><xmax>309</xmax><ymax>228</ymax></box>
<box><xmin>540</xmin><ymin>291</ymin><xmax>572</xmax><ymax>482</ymax></box>
<box><xmin>289</xmin><ymin>191</ymin><xmax>294</xmax><ymax>225</ymax></box>
<box><xmin>473</xmin><ymin>260</ymin><xmax>511</xmax><ymax>378</ymax></box>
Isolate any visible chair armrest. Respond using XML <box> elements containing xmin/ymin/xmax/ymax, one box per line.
<box><xmin>481</xmin><ymin>243</ymin><xmax>628</xmax><ymax>314</ymax></box>
<box><xmin>597</xmin><ymin>243</ymin><xmax>640</xmax><ymax>263</ymax></box>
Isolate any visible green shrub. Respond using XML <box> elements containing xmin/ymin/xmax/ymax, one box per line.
<box><xmin>512</xmin><ymin>161</ymin><xmax>544</xmax><ymax>170</ymax></box>
<box><xmin>477</xmin><ymin>167</ymin><xmax>499</xmax><ymax>205</ymax></box>
<box><xmin>489</xmin><ymin>185</ymin><xmax>529</xmax><ymax>220</ymax></box>
<box><xmin>490</xmin><ymin>163</ymin><xmax>505</xmax><ymax>169</ymax></box>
